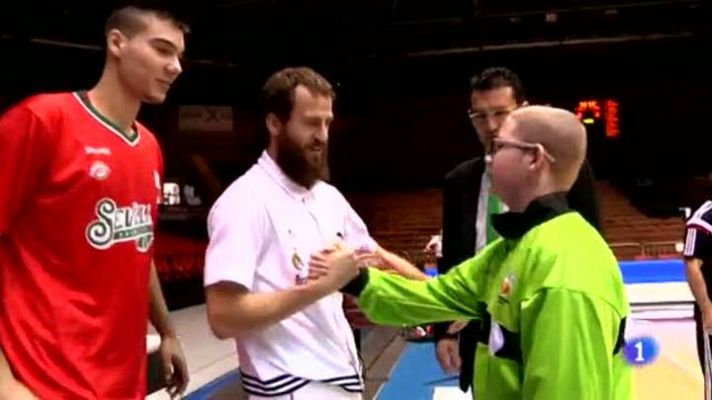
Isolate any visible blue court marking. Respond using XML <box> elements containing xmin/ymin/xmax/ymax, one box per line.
<box><xmin>376</xmin><ymin>342</ymin><xmax>457</xmax><ymax>400</ymax></box>
<box><xmin>186</xmin><ymin>371</ymin><xmax>240</xmax><ymax>400</ymax></box>
<box><xmin>377</xmin><ymin>343</ymin><xmax>470</xmax><ymax>400</ymax></box>
<box><xmin>619</xmin><ymin>259</ymin><xmax>685</xmax><ymax>284</ymax></box>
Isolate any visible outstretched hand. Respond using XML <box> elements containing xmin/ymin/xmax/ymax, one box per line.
<box><xmin>308</xmin><ymin>243</ymin><xmax>377</xmax><ymax>290</ymax></box>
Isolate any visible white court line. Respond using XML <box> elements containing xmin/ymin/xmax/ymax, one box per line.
<box><xmin>626</xmin><ymin>282</ymin><xmax>693</xmax><ymax>305</ymax></box>
<box><xmin>432</xmin><ymin>386</ymin><xmax>471</xmax><ymax>400</ymax></box>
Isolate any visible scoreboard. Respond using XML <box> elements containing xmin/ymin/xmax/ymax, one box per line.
<box><xmin>575</xmin><ymin>99</ymin><xmax>620</xmax><ymax>138</ymax></box>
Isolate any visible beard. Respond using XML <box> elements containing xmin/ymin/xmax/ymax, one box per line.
<box><xmin>275</xmin><ymin>128</ymin><xmax>329</xmax><ymax>189</ymax></box>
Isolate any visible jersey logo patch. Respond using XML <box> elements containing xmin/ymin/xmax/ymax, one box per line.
<box><xmin>84</xmin><ymin>146</ymin><xmax>112</xmax><ymax>155</ymax></box>
<box><xmin>86</xmin><ymin>198</ymin><xmax>154</xmax><ymax>252</ymax></box>
<box><xmin>291</xmin><ymin>251</ymin><xmax>304</xmax><ymax>271</ymax></box>
<box><xmin>498</xmin><ymin>272</ymin><xmax>516</xmax><ymax>303</ymax></box>
<box><xmin>292</xmin><ymin>248</ymin><xmax>308</xmax><ymax>285</ymax></box>
<box><xmin>89</xmin><ymin>160</ymin><xmax>111</xmax><ymax>180</ymax></box>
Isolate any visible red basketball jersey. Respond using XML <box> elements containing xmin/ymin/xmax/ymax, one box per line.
<box><xmin>0</xmin><ymin>91</ymin><xmax>163</xmax><ymax>399</ymax></box>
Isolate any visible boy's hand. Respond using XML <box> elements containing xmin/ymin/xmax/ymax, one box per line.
<box><xmin>308</xmin><ymin>244</ymin><xmax>375</xmax><ymax>290</ymax></box>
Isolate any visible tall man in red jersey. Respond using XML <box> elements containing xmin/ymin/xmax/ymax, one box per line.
<box><xmin>0</xmin><ymin>5</ymin><xmax>189</xmax><ymax>399</ymax></box>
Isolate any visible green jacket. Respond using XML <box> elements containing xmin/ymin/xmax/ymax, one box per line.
<box><xmin>348</xmin><ymin>195</ymin><xmax>632</xmax><ymax>399</ymax></box>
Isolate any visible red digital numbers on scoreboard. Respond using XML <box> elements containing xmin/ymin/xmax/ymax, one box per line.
<box><xmin>576</xmin><ymin>98</ymin><xmax>620</xmax><ymax>139</ymax></box>
<box><xmin>575</xmin><ymin>100</ymin><xmax>601</xmax><ymax>125</ymax></box>
<box><xmin>605</xmin><ymin>99</ymin><xmax>620</xmax><ymax>138</ymax></box>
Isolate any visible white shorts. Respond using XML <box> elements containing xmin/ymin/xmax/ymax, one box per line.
<box><xmin>247</xmin><ymin>381</ymin><xmax>363</xmax><ymax>400</ymax></box>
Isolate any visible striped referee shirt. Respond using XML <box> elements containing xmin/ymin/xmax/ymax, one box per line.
<box><xmin>684</xmin><ymin>200</ymin><xmax>712</xmax><ymax>259</ymax></box>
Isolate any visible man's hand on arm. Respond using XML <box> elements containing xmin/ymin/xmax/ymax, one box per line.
<box><xmin>308</xmin><ymin>244</ymin><xmax>370</xmax><ymax>289</ymax></box>
<box><xmin>436</xmin><ymin>338</ymin><xmax>462</xmax><ymax>375</ymax></box>
<box><xmin>434</xmin><ymin>321</ymin><xmax>468</xmax><ymax>374</ymax></box>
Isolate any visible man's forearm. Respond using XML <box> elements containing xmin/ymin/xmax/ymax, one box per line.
<box><xmin>376</xmin><ymin>247</ymin><xmax>428</xmax><ymax>281</ymax></box>
<box><xmin>207</xmin><ymin>282</ymin><xmax>332</xmax><ymax>339</ymax></box>
<box><xmin>149</xmin><ymin>260</ymin><xmax>177</xmax><ymax>338</ymax></box>
<box><xmin>351</xmin><ymin>268</ymin><xmax>481</xmax><ymax>327</ymax></box>
<box><xmin>686</xmin><ymin>258</ymin><xmax>711</xmax><ymax>311</ymax></box>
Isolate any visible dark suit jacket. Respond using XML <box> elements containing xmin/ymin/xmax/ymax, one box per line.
<box><xmin>434</xmin><ymin>157</ymin><xmax>601</xmax><ymax>391</ymax></box>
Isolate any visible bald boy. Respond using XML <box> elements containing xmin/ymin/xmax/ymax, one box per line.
<box><xmin>309</xmin><ymin>106</ymin><xmax>633</xmax><ymax>400</ymax></box>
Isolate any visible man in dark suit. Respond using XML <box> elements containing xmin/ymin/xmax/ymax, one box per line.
<box><xmin>434</xmin><ymin>67</ymin><xmax>601</xmax><ymax>393</ymax></box>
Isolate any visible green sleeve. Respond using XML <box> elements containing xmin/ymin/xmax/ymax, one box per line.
<box><xmin>356</xmin><ymin>256</ymin><xmax>485</xmax><ymax>327</ymax></box>
<box><xmin>520</xmin><ymin>288</ymin><xmax>627</xmax><ymax>400</ymax></box>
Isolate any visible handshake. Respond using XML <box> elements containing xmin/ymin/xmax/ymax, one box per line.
<box><xmin>305</xmin><ymin>242</ymin><xmax>381</xmax><ymax>292</ymax></box>
<box><xmin>306</xmin><ymin>242</ymin><xmax>428</xmax><ymax>294</ymax></box>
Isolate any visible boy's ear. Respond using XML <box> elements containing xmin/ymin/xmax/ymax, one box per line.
<box><xmin>528</xmin><ymin>145</ymin><xmax>546</xmax><ymax>171</ymax></box>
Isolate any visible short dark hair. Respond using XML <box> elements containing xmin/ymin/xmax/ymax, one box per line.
<box><xmin>469</xmin><ymin>67</ymin><xmax>526</xmax><ymax>104</ymax></box>
<box><xmin>105</xmin><ymin>5</ymin><xmax>190</xmax><ymax>37</ymax></box>
<box><xmin>261</xmin><ymin>67</ymin><xmax>336</xmax><ymax>121</ymax></box>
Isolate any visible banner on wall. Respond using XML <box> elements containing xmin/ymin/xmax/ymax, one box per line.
<box><xmin>178</xmin><ymin>105</ymin><xmax>233</xmax><ymax>132</ymax></box>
